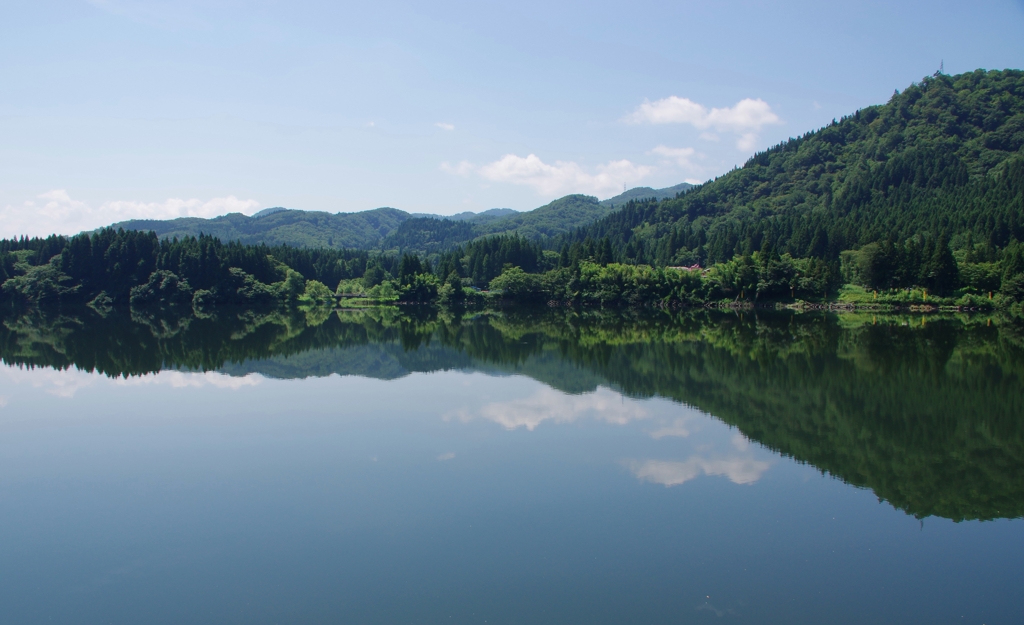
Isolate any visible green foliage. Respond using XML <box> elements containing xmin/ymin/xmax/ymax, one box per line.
<box><xmin>366</xmin><ymin>280</ymin><xmax>399</xmax><ymax>301</ymax></box>
<box><xmin>229</xmin><ymin>267</ymin><xmax>280</xmax><ymax>305</ymax></box>
<box><xmin>1</xmin><ymin>260</ymin><xmax>79</xmax><ymax>304</ymax></box>
<box><xmin>129</xmin><ymin>270</ymin><xmax>192</xmax><ymax>308</ymax></box>
<box><xmin>278</xmin><ymin>268</ymin><xmax>306</xmax><ymax>302</ymax></box>
<box><xmin>437</xmin><ymin>272</ymin><xmax>466</xmax><ymax>307</ymax></box>
<box><xmin>402</xmin><ymin>273</ymin><xmax>440</xmax><ymax>302</ymax></box>
<box><xmin>301</xmin><ymin>280</ymin><xmax>334</xmax><ymax>304</ymax></box>
<box><xmin>489</xmin><ymin>266</ymin><xmax>545</xmax><ymax>302</ymax></box>
<box><xmin>0</xmin><ymin>229</ymin><xmax>369</xmax><ymax>310</ymax></box>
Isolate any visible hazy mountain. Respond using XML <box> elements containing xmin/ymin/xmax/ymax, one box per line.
<box><xmin>105</xmin><ymin>185</ymin><xmax>692</xmax><ymax>252</ymax></box>
<box><xmin>109</xmin><ymin>207</ymin><xmax>412</xmax><ymax>250</ymax></box>
<box><xmin>412</xmin><ymin>208</ymin><xmax>519</xmax><ymax>222</ymax></box>
<box><xmin>380</xmin><ymin>194</ymin><xmax>619</xmax><ymax>253</ymax></box>
<box><xmin>598</xmin><ymin>182</ymin><xmax>694</xmax><ymax>208</ymax></box>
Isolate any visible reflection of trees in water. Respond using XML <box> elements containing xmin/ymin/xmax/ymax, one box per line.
<box><xmin>2</xmin><ymin>306</ymin><xmax>1023</xmax><ymax>521</ymax></box>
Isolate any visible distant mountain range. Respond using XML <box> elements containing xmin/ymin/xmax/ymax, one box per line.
<box><xmin>598</xmin><ymin>182</ymin><xmax>693</xmax><ymax>208</ymax></box>
<box><xmin>105</xmin><ymin>183</ymin><xmax>693</xmax><ymax>252</ymax></box>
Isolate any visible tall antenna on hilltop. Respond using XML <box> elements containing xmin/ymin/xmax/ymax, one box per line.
<box><xmin>939</xmin><ymin>60</ymin><xmax>944</xmax><ymax>74</ymax></box>
<box><xmin>623</xmin><ymin>182</ymin><xmax>626</xmax><ymax>193</ymax></box>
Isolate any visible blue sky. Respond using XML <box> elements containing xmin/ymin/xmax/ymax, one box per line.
<box><xmin>1</xmin><ymin>0</ymin><xmax>1022</xmax><ymax>236</ymax></box>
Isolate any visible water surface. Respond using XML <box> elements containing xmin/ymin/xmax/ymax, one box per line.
<box><xmin>1</xmin><ymin>308</ymin><xmax>1021</xmax><ymax>623</ymax></box>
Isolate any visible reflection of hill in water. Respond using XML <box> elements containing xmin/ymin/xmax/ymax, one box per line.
<box><xmin>2</xmin><ymin>306</ymin><xmax>1023</xmax><ymax>522</ymax></box>
<box><xmin>219</xmin><ymin>338</ymin><xmax>611</xmax><ymax>395</ymax></box>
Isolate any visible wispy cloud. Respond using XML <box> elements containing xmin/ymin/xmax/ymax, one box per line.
<box><xmin>626</xmin><ymin>96</ymin><xmax>781</xmax><ymax>151</ymax></box>
<box><xmin>435</xmin><ymin>122</ymin><xmax>455</xmax><ymax>131</ymax></box>
<box><xmin>0</xmin><ymin>190</ymin><xmax>261</xmax><ymax>238</ymax></box>
<box><xmin>626</xmin><ymin>456</ymin><xmax>771</xmax><ymax>487</ymax></box>
<box><xmin>443</xmin><ymin>154</ymin><xmax>652</xmax><ymax>198</ymax></box>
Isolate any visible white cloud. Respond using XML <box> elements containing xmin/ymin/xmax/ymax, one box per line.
<box><xmin>626</xmin><ymin>96</ymin><xmax>781</xmax><ymax>151</ymax></box>
<box><xmin>451</xmin><ymin>154</ymin><xmax>652</xmax><ymax>197</ymax></box>
<box><xmin>0</xmin><ymin>190</ymin><xmax>261</xmax><ymax>238</ymax></box>
<box><xmin>452</xmin><ymin>386</ymin><xmax>648</xmax><ymax>431</ymax></box>
<box><xmin>437</xmin><ymin>452</ymin><xmax>456</xmax><ymax>461</ymax></box>
<box><xmin>627</xmin><ymin>96</ymin><xmax>708</xmax><ymax>126</ymax></box>
<box><xmin>435</xmin><ymin>122</ymin><xmax>455</xmax><ymax>131</ymax></box>
<box><xmin>626</xmin><ymin>456</ymin><xmax>771</xmax><ymax>487</ymax></box>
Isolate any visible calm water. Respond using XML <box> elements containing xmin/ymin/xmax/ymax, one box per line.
<box><xmin>0</xmin><ymin>307</ymin><xmax>1021</xmax><ymax>624</ymax></box>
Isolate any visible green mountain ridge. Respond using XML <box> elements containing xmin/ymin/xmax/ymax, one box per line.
<box><xmin>106</xmin><ymin>183</ymin><xmax>694</xmax><ymax>253</ymax></box>
<box><xmin>110</xmin><ymin>206</ymin><xmax>411</xmax><ymax>250</ymax></box>
<box><xmin>568</xmin><ymin>69</ymin><xmax>1024</xmax><ymax>275</ymax></box>
<box><xmin>599</xmin><ymin>182</ymin><xmax>694</xmax><ymax>208</ymax></box>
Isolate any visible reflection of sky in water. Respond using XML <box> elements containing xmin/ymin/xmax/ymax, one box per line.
<box><xmin>0</xmin><ymin>364</ymin><xmax>1021</xmax><ymax>624</ymax></box>
<box><xmin>1</xmin><ymin>365</ymin><xmax>774</xmax><ymax>488</ymax></box>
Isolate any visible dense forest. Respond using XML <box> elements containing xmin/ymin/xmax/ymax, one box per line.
<box><xmin>0</xmin><ymin>229</ymin><xmax>365</xmax><ymax>310</ymax></box>
<box><xmin>2</xmin><ymin>305</ymin><xmax>1021</xmax><ymax>522</ymax></box>
<box><xmin>558</xmin><ymin>70</ymin><xmax>1024</xmax><ymax>292</ymax></box>
<box><xmin>2</xmin><ymin>70</ymin><xmax>1023</xmax><ymax>312</ymax></box>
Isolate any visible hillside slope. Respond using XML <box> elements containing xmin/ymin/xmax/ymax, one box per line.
<box><xmin>111</xmin><ymin>207</ymin><xmax>412</xmax><ymax>249</ymax></box>
<box><xmin>107</xmin><ymin>182</ymin><xmax>693</xmax><ymax>253</ymax></box>
<box><xmin>380</xmin><ymin>195</ymin><xmax>623</xmax><ymax>253</ymax></box>
<box><xmin>107</xmin><ymin>195</ymin><xmax>616</xmax><ymax>253</ymax></box>
<box><xmin>568</xmin><ymin>69</ymin><xmax>1024</xmax><ymax>275</ymax></box>
<box><xmin>599</xmin><ymin>182</ymin><xmax>693</xmax><ymax>209</ymax></box>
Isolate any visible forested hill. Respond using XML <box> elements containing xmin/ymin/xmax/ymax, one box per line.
<box><xmin>567</xmin><ymin>69</ymin><xmax>1024</xmax><ymax>278</ymax></box>
<box><xmin>378</xmin><ymin>184</ymin><xmax>692</xmax><ymax>254</ymax></box>
<box><xmin>111</xmin><ymin>206</ymin><xmax>412</xmax><ymax>250</ymax></box>
<box><xmin>599</xmin><ymin>182</ymin><xmax>693</xmax><ymax>209</ymax></box>
<box><xmin>107</xmin><ymin>182</ymin><xmax>692</xmax><ymax>253</ymax></box>
<box><xmin>379</xmin><ymin>195</ymin><xmax>607</xmax><ymax>253</ymax></box>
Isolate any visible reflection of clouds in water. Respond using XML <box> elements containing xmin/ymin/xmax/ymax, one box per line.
<box><xmin>626</xmin><ymin>456</ymin><xmax>771</xmax><ymax>486</ymax></box>
<box><xmin>118</xmin><ymin>371</ymin><xmax>262</xmax><ymax>390</ymax></box>
<box><xmin>454</xmin><ymin>386</ymin><xmax>647</xmax><ymax>431</ymax></box>
<box><xmin>1</xmin><ymin>366</ymin><xmax>99</xmax><ymax>398</ymax></box>
<box><xmin>0</xmin><ymin>365</ymin><xmax>262</xmax><ymax>399</ymax></box>
<box><xmin>731</xmin><ymin>431</ymin><xmax>751</xmax><ymax>451</ymax></box>
<box><xmin>648</xmin><ymin>417</ymin><xmax>692</xmax><ymax>439</ymax></box>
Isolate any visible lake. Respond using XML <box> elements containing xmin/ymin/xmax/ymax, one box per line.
<box><xmin>0</xmin><ymin>306</ymin><xmax>1021</xmax><ymax>624</ymax></box>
